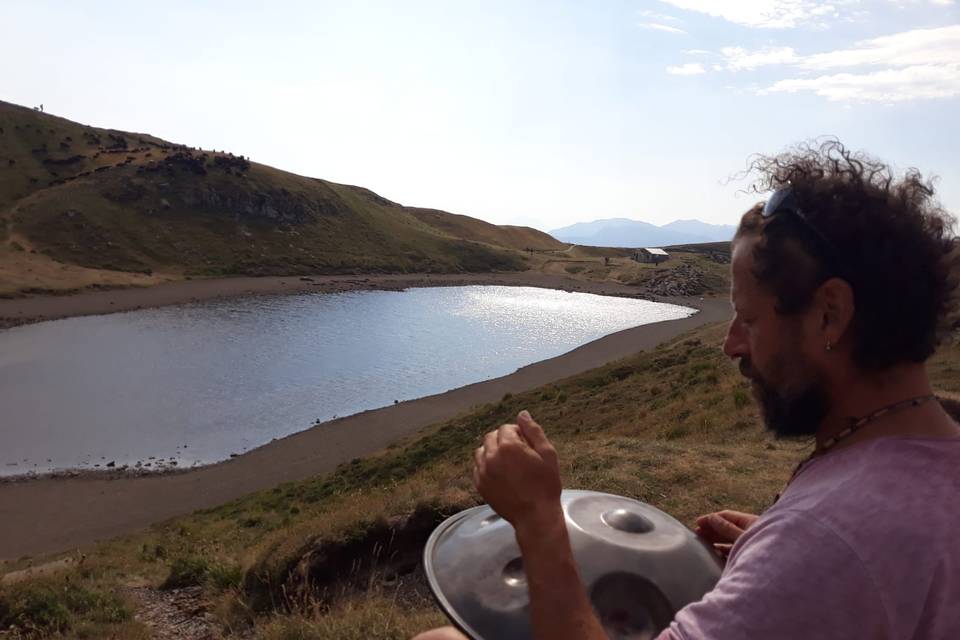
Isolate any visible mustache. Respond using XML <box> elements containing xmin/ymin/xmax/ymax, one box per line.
<box><xmin>739</xmin><ymin>358</ymin><xmax>755</xmax><ymax>380</ymax></box>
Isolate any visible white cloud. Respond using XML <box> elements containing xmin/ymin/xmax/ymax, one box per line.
<box><xmin>639</xmin><ymin>9</ymin><xmax>682</xmax><ymax>21</ymax></box>
<box><xmin>705</xmin><ymin>25</ymin><xmax>960</xmax><ymax>102</ymax></box>
<box><xmin>930</xmin><ymin>0</ymin><xmax>955</xmax><ymax>6</ymax></box>
<box><xmin>656</xmin><ymin>0</ymin><xmax>840</xmax><ymax>28</ymax></box>
<box><xmin>761</xmin><ymin>64</ymin><xmax>960</xmax><ymax>101</ymax></box>
<box><xmin>639</xmin><ymin>22</ymin><xmax>688</xmax><ymax>34</ymax></box>
<box><xmin>799</xmin><ymin>25</ymin><xmax>960</xmax><ymax>69</ymax></box>
<box><xmin>667</xmin><ymin>63</ymin><xmax>707</xmax><ymax>75</ymax></box>
<box><xmin>683</xmin><ymin>48</ymin><xmax>711</xmax><ymax>55</ymax></box>
<box><xmin>720</xmin><ymin>46</ymin><xmax>800</xmax><ymax>70</ymax></box>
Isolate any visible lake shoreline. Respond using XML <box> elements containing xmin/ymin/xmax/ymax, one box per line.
<box><xmin>0</xmin><ymin>282</ymin><xmax>730</xmax><ymax>561</ymax></box>
<box><xmin>0</xmin><ymin>271</ymin><xmax>664</xmax><ymax>331</ymax></box>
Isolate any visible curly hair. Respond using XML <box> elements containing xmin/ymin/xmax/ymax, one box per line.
<box><xmin>736</xmin><ymin>139</ymin><xmax>959</xmax><ymax>371</ymax></box>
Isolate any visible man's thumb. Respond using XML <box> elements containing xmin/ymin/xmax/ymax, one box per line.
<box><xmin>517</xmin><ymin>410</ymin><xmax>549</xmax><ymax>451</ymax></box>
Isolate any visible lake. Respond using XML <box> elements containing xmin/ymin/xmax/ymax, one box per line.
<box><xmin>0</xmin><ymin>286</ymin><xmax>694</xmax><ymax>476</ymax></box>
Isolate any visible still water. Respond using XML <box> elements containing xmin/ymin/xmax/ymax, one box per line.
<box><xmin>0</xmin><ymin>286</ymin><xmax>694</xmax><ymax>476</ymax></box>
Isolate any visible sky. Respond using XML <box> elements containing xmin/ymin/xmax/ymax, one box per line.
<box><xmin>2</xmin><ymin>0</ymin><xmax>958</xmax><ymax>231</ymax></box>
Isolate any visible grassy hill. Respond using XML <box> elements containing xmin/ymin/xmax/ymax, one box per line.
<box><xmin>0</xmin><ymin>100</ymin><xmax>564</xmax><ymax>296</ymax></box>
<box><xmin>2</xmin><ymin>322</ymin><xmax>957</xmax><ymax>638</ymax></box>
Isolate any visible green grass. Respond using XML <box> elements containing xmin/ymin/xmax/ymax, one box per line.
<box><xmin>159</xmin><ymin>556</ymin><xmax>243</xmax><ymax>592</ymax></box>
<box><xmin>0</xmin><ymin>578</ymin><xmax>137</xmax><ymax>638</ymax></box>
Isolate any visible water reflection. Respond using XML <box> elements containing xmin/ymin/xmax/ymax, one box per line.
<box><xmin>0</xmin><ymin>286</ymin><xmax>694</xmax><ymax>475</ymax></box>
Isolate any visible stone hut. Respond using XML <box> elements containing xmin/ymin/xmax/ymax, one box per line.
<box><xmin>632</xmin><ymin>248</ymin><xmax>670</xmax><ymax>264</ymax></box>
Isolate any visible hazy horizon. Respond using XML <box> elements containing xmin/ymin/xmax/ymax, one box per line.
<box><xmin>4</xmin><ymin>0</ymin><xmax>958</xmax><ymax>232</ymax></box>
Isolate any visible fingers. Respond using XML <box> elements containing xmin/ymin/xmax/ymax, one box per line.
<box><xmin>695</xmin><ymin>510</ymin><xmax>757</xmax><ymax>530</ymax></box>
<box><xmin>473</xmin><ymin>446</ymin><xmax>485</xmax><ymax>475</ymax></box>
<box><xmin>413</xmin><ymin>626</ymin><xmax>470</xmax><ymax>640</ymax></box>
<box><xmin>473</xmin><ymin>415</ymin><xmax>554</xmax><ymax>494</ymax></box>
<box><xmin>717</xmin><ymin>510</ymin><xmax>758</xmax><ymax>529</ymax></box>
<box><xmin>497</xmin><ymin>423</ymin><xmax>524</xmax><ymax>447</ymax></box>
<box><xmin>697</xmin><ymin>512</ymin><xmax>745</xmax><ymax>543</ymax></box>
<box><xmin>483</xmin><ymin>430</ymin><xmax>498</xmax><ymax>458</ymax></box>
<box><xmin>517</xmin><ymin>410</ymin><xmax>555</xmax><ymax>460</ymax></box>
<box><xmin>476</xmin><ymin>426</ymin><xmax>520</xmax><ymax>488</ymax></box>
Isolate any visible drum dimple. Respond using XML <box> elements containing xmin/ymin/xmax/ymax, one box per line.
<box><xmin>481</xmin><ymin>514</ymin><xmax>502</xmax><ymax>527</ymax></box>
<box><xmin>502</xmin><ymin>557</ymin><xmax>526</xmax><ymax>587</ymax></box>
<box><xmin>601</xmin><ymin>508</ymin><xmax>654</xmax><ymax>534</ymax></box>
<box><xmin>590</xmin><ymin>572</ymin><xmax>673</xmax><ymax>640</ymax></box>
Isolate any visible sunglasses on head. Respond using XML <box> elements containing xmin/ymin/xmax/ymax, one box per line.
<box><xmin>762</xmin><ymin>186</ymin><xmax>850</xmax><ymax>281</ymax></box>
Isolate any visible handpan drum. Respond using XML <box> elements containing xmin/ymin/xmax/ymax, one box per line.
<box><xmin>423</xmin><ymin>490</ymin><xmax>722</xmax><ymax>640</ymax></box>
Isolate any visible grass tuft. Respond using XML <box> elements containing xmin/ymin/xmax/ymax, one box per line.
<box><xmin>0</xmin><ymin>577</ymin><xmax>130</xmax><ymax>636</ymax></box>
<box><xmin>160</xmin><ymin>556</ymin><xmax>244</xmax><ymax>592</ymax></box>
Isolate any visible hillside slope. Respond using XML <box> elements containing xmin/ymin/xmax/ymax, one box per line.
<box><xmin>0</xmin><ymin>100</ymin><xmax>562</xmax><ymax>294</ymax></box>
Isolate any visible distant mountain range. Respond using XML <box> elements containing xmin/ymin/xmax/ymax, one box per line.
<box><xmin>548</xmin><ymin>218</ymin><xmax>735</xmax><ymax>248</ymax></box>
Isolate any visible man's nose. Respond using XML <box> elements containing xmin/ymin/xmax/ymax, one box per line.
<box><xmin>723</xmin><ymin>320</ymin><xmax>748</xmax><ymax>361</ymax></box>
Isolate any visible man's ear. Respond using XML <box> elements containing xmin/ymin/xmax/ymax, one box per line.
<box><xmin>816</xmin><ymin>277</ymin><xmax>855</xmax><ymax>346</ymax></box>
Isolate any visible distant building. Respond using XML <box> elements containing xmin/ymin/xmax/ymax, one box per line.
<box><xmin>632</xmin><ymin>248</ymin><xmax>670</xmax><ymax>264</ymax></box>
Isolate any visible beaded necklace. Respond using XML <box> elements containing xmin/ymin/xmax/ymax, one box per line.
<box><xmin>772</xmin><ymin>394</ymin><xmax>937</xmax><ymax>504</ymax></box>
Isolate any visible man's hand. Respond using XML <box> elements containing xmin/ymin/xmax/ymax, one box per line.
<box><xmin>694</xmin><ymin>509</ymin><xmax>759</xmax><ymax>557</ymax></box>
<box><xmin>471</xmin><ymin>410</ymin><xmax>608</xmax><ymax>640</ymax></box>
<box><xmin>473</xmin><ymin>410</ymin><xmax>563</xmax><ymax>535</ymax></box>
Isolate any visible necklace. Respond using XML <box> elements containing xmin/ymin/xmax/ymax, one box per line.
<box><xmin>772</xmin><ymin>393</ymin><xmax>937</xmax><ymax>504</ymax></box>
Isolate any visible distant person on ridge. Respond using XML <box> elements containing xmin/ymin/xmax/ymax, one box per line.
<box><xmin>415</xmin><ymin>140</ymin><xmax>960</xmax><ymax>640</ymax></box>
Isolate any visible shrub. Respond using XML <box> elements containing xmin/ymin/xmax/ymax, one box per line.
<box><xmin>161</xmin><ymin>556</ymin><xmax>210</xmax><ymax>589</ymax></box>
<box><xmin>161</xmin><ymin>556</ymin><xmax>244</xmax><ymax>592</ymax></box>
<box><xmin>207</xmin><ymin>564</ymin><xmax>244</xmax><ymax>592</ymax></box>
<box><xmin>0</xmin><ymin>580</ymin><xmax>128</xmax><ymax>634</ymax></box>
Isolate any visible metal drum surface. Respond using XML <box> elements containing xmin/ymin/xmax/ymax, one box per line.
<box><xmin>423</xmin><ymin>490</ymin><xmax>722</xmax><ymax>640</ymax></box>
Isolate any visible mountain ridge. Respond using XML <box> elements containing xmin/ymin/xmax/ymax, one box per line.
<box><xmin>550</xmin><ymin>217</ymin><xmax>735</xmax><ymax>247</ymax></box>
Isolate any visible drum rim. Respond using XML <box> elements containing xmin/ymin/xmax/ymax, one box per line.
<box><xmin>423</xmin><ymin>504</ymin><xmax>489</xmax><ymax>640</ymax></box>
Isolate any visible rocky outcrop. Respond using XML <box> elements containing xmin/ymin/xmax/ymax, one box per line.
<box><xmin>42</xmin><ymin>154</ymin><xmax>87</xmax><ymax>166</ymax></box>
<box><xmin>646</xmin><ymin>262</ymin><xmax>707</xmax><ymax>297</ymax></box>
<box><xmin>179</xmin><ymin>185</ymin><xmax>344</xmax><ymax>223</ymax></box>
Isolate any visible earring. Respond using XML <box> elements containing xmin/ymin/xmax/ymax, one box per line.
<box><xmin>825</xmin><ymin>342</ymin><xmax>833</xmax><ymax>352</ymax></box>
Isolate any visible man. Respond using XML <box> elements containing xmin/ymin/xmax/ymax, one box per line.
<box><xmin>415</xmin><ymin>142</ymin><xmax>959</xmax><ymax>639</ymax></box>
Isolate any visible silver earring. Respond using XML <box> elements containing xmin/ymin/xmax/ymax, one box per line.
<box><xmin>825</xmin><ymin>342</ymin><xmax>832</xmax><ymax>352</ymax></box>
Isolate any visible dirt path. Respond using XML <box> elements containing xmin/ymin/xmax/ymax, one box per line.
<box><xmin>126</xmin><ymin>586</ymin><xmax>223</xmax><ymax>640</ymax></box>
<box><xmin>0</xmin><ymin>285</ymin><xmax>730</xmax><ymax>561</ymax></box>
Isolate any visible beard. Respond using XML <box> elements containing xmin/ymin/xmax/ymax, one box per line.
<box><xmin>740</xmin><ymin>356</ymin><xmax>830</xmax><ymax>438</ymax></box>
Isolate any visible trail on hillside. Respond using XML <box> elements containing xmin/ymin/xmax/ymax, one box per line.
<box><xmin>126</xmin><ymin>586</ymin><xmax>224</xmax><ymax>640</ymax></box>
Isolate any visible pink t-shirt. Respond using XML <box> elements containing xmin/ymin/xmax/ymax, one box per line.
<box><xmin>658</xmin><ymin>436</ymin><xmax>960</xmax><ymax>640</ymax></box>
